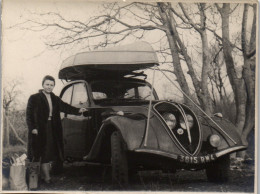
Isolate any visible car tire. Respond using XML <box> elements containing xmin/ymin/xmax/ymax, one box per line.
<box><xmin>206</xmin><ymin>154</ymin><xmax>230</xmax><ymax>183</ymax></box>
<box><xmin>111</xmin><ymin>131</ymin><xmax>129</xmax><ymax>187</ymax></box>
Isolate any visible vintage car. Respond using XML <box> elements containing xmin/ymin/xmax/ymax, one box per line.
<box><xmin>58</xmin><ymin>42</ymin><xmax>247</xmax><ymax>185</ymax></box>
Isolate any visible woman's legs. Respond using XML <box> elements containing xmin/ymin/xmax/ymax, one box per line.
<box><xmin>41</xmin><ymin>163</ymin><xmax>51</xmax><ymax>182</ymax></box>
<box><xmin>41</xmin><ymin>121</ymin><xmax>55</xmax><ymax>183</ymax></box>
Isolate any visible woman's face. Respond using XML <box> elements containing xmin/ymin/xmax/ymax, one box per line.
<box><xmin>42</xmin><ymin>80</ymin><xmax>55</xmax><ymax>94</ymax></box>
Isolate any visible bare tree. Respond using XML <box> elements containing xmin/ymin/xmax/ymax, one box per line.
<box><xmin>171</xmin><ymin>3</ymin><xmax>215</xmax><ymax>114</ymax></box>
<box><xmin>216</xmin><ymin>3</ymin><xmax>256</xmax><ymax>156</ymax></box>
<box><xmin>240</xmin><ymin>4</ymin><xmax>256</xmax><ymax>154</ymax></box>
<box><xmin>3</xmin><ymin>79</ymin><xmax>25</xmax><ymax>146</ymax></box>
<box><xmin>216</xmin><ymin>3</ymin><xmax>246</xmax><ymax>131</ymax></box>
<box><xmin>3</xmin><ymin>79</ymin><xmax>21</xmax><ymax>112</ymax></box>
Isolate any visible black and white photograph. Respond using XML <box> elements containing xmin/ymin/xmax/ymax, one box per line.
<box><xmin>1</xmin><ymin>0</ymin><xmax>258</xmax><ymax>192</ymax></box>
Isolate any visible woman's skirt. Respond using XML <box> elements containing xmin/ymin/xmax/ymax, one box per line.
<box><xmin>41</xmin><ymin>120</ymin><xmax>57</xmax><ymax>163</ymax></box>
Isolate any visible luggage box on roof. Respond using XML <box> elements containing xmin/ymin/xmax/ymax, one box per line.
<box><xmin>58</xmin><ymin>41</ymin><xmax>159</xmax><ymax>80</ymax></box>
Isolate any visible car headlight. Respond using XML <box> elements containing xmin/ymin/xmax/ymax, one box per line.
<box><xmin>180</xmin><ymin>114</ymin><xmax>194</xmax><ymax>129</ymax></box>
<box><xmin>209</xmin><ymin>134</ymin><xmax>221</xmax><ymax>147</ymax></box>
<box><xmin>162</xmin><ymin>113</ymin><xmax>177</xmax><ymax>130</ymax></box>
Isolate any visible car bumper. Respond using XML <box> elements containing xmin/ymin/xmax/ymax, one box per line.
<box><xmin>134</xmin><ymin>145</ymin><xmax>247</xmax><ymax>164</ymax></box>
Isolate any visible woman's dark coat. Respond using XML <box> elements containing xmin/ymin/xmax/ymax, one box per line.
<box><xmin>26</xmin><ymin>90</ymin><xmax>79</xmax><ymax>162</ymax></box>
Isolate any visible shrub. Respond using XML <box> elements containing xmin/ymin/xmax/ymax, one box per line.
<box><xmin>3</xmin><ymin>110</ymin><xmax>27</xmax><ymax>146</ymax></box>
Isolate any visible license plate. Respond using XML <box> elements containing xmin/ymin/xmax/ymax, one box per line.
<box><xmin>177</xmin><ymin>154</ymin><xmax>216</xmax><ymax>164</ymax></box>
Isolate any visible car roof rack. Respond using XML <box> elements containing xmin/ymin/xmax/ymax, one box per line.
<box><xmin>124</xmin><ymin>71</ymin><xmax>147</xmax><ymax>80</ymax></box>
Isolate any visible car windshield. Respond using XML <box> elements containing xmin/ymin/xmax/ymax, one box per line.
<box><xmin>91</xmin><ymin>80</ymin><xmax>156</xmax><ymax>100</ymax></box>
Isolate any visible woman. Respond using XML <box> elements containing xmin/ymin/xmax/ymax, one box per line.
<box><xmin>26</xmin><ymin>75</ymin><xmax>86</xmax><ymax>184</ymax></box>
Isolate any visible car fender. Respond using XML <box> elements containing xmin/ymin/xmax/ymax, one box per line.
<box><xmin>200</xmin><ymin>116</ymin><xmax>244</xmax><ymax>147</ymax></box>
<box><xmin>103</xmin><ymin>115</ymin><xmax>147</xmax><ymax>150</ymax></box>
<box><xmin>85</xmin><ymin>111</ymin><xmax>185</xmax><ymax>162</ymax></box>
<box><xmin>85</xmin><ymin>115</ymin><xmax>146</xmax><ymax>161</ymax></box>
<box><xmin>106</xmin><ymin>114</ymin><xmax>187</xmax><ymax>155</ymax></box>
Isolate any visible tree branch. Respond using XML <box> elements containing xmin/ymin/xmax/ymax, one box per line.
<box><xmin>179</xmin><ymin>3</ymin><xmax>201</xmax><ymax>33</ymax></box>
<box><xmin>241</xmin><ymin>4</ymin><xmax>249</xmax><ymax>56</ymax></box>
<box><xmin>206</xmin><ymin>26</ymin><xmax>242</xmax><ymax>51</ymax></box>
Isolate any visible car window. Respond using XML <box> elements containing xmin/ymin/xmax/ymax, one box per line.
<box><xmin>91</xmin><ymin>81</ymin><xmax>156</xmax><ymax>100</ymax></box>
<box><xmin>138</xmin><ymin>86</ymin><xmax>155</xmax><ymax>100</ymax></box>
<box><xmin>124</xmin><ymin>88</ymin><xmax>135</xmax><ymax>99</ymax></box>
<box><xmin>60</xmin><ymin>85</ymin><xmax>73</xmax><ymax>118</ymax></box>
<box><xmin>93</xmin><ymin>92</ymin><xmax>107</xmax><ymax>99</ymax></box>
<box><xmin>71</xmin><ymin>83</ymin><xmax>88</xmax><ymax>108</ymax></box>
<box><xmin>61</xmin><ymin>86</ymin><xmax>73</xmax><ymax>104</ymax></box>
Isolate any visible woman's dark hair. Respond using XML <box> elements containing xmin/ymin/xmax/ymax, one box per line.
<box><xmin>42</xmin><ymin>75</ymin><xmax>55</xmax><ymax>86</ymax></box>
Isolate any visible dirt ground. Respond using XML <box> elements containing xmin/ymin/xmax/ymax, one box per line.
<box><xmin>27</xmin><ymin>159</ymin><xmax>255</xmax><ymax>192</ymax></box>
<box><xmin>1</xmin><ymin>142</ymin><xmax>255</xmax><ymax>192</ymax></box>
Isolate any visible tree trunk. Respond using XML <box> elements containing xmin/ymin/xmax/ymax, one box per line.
<box><xmin>166</xmin><ymin>31</ymin><xmax>192</xmax><ymax>104</ymax></box>
<box><xmin>217</xmin><ymin>3</ymin><xmax>256</xmax><ymax>158</ymax></box>
<box><xmin>175</xmin><ymin>3</ymin><xmax>213</xmax><ymax>115</ymax></box>
<box><xmin>158</xmin><ymin>3</ymin><xmax>192</xmax><ymax>104</ymax></box>
<box><xmin>218</xmin><ymin>3</ymin><xmax>246</xmax><ymax>131</ymax></box>
<box><xmin>168</xmin><ymin>3</ymin><xmax>204</xmax><ymax>107</ymax></box>
<box><xmin>5</xmin><ymin>112</ymin><xmax>10</xmax><ymax>147</ymax></box>
<box><xmin>237</xmin><ymin>4</ymin><xmax>256</xmax><ymax>158</ymax></box>
<box><xmin>200</xmin><ymin>30</ymin><xmax>214</xmax><ymax>115</ymax></box>
<box><xmin>237</xmin><ymin>59</ymin><xmax>255</xmax><ymax>158</ymax></box>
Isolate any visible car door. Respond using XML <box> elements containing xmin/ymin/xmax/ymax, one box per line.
<box><xmin>60</xmin><ymin>82</ymin><xmax>92</xmax><ymax>159</ymax></box>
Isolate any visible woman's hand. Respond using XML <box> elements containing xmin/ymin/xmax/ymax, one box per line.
<box><xmin>32</xmin><ymin>129</ymin><xmax>38</xmax><ymax>135</ymax></box>
<box><xmin>79</xmin><ymin>108</ymin><xmax>87</xmax><ymax>113</ymax></box>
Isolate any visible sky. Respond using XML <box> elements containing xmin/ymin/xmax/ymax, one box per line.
<box><xmin>1</xmin><ymin>0</ymin><xmax>256</xmax><ymax>110</ymax></box>
<box><xmin>2</xmin><ymin>0</ymin><xmax>179</xmax><ymax>109</ymax></box>
<box><xmin>2</xmin><ymin>0</ymin><xmax>107</xmax><ymax>109</ymax></box>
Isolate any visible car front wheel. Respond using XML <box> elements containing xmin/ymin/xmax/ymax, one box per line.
<box><xmin>206</xmin><ymin>154</ymin><xmax>230</xmax><ymax>183</ymax></box>
<box><xmin>111</xmin><ymin>131</ymin><xmax>128</xmax><ymax>187</ymax></box>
